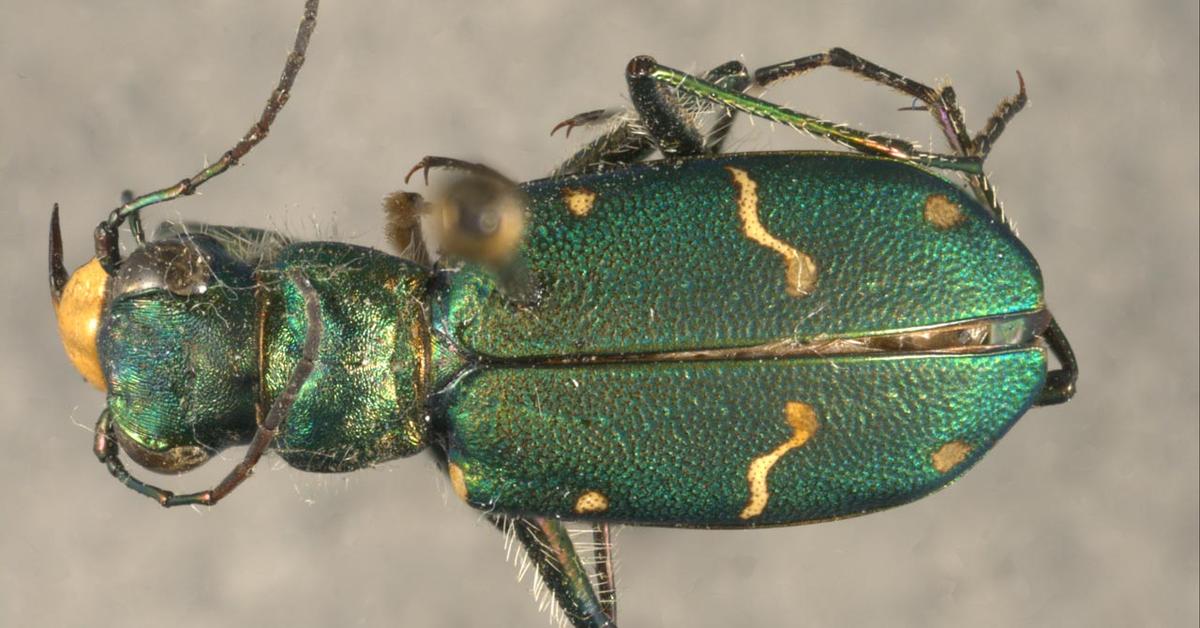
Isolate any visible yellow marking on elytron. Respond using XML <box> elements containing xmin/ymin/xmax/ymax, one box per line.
<box><xmin>447</xmin><ymin>463</ymin><xmax>469</xmax><ymax>502</ymax></box>
<box><xmin>574</xmin><ymin>490</ymin><xmax>610</xmax><ymax>515</ymax></box>
<box><xmin>726</xmin><ymin>166</ymin><xmax>817</xmax><ymax>297</ymax></box>
<box><xmin>739</xmin><ymin>401</ymin><xmax>820</xmax><ymax>520</ymax></box>
<box><xmin>562</xmin><ymin>187</ymin><xmax>597</xmax><ymax>217</ymax></box>
<box><xmin>924</xmin><ymin>193</ymin><xmax>966</xmax><ymax>229</ymax></box>
<box><xmin>931</xmin><ymin>440</ymin><xmax>974</xmax><ymax>473</ymax></box>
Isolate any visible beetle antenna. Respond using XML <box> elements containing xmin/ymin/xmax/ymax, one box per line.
<box><xmin>94</xmin><ymin>0</ymin><xmax>320</xmax><ymax>273</ymax></box>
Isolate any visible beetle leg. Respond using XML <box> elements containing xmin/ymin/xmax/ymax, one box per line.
<box><xmin>752</xmin><ymin>48</ymin><xmax>974</xmax><ymax>156</ymax></box>
<box><xmin>92</xmin><ymin>0</ymin><xmax>319</xmax><ymax>272</ymax></box>
<box><xmin>551</xmin><ymin>121</ymin><xmax>657</xmax><ymax>177</ymax></box>
<box><xmin>93</xmin><ymin>269</ymin><xmax>322</xmax><ymax>507</ymax></box>
<box><xmin>551</xmin><ymin>108</ymin><xmax>626</xmax><ymax>138</ymax></box>
<box><xmin>633</xmin><ymin>57</ymin><xmax>984</xmax><ymax>174</ymax></box>
<box><xmin>1036</xmin><ymin>317</ymin><xmax>1078</xmax><ymax>406</ymax></box>
<box><xmin>750</xmin><ymin>50</ymin><xmax>1031</xmax><ymax>221</ymax></box>
<box><xmin>625</xmin><ymin>58</ymin><xmax>753</xmax><ymax>158</ymax></box>
<box><xmin>552</xmin><ymin>61</ymin><xmax>750</xmax><ymax>176</ymax></box>
<box><xmin>690</xmin><ymin>60</ymin><xmax>752</xmax><ymax>155</ymax></box>
<box><xmin>591</xmin><ymin>522</ymin><xmax>618</xmax><ymax>623</ymax></box>
<box><xmin>972</xmin><ymin>71</ymin><xmax>1027</xmax><ymax>159</ymax></box>
<box><xmin>488</xmin><ymin>514</ymin><xmax>617</xmax><ymax>628</ymax></box>
<box><xmin>404</xmin><ymin>156</ymin><xmax>514</xmax><ymax>187</ymax></box>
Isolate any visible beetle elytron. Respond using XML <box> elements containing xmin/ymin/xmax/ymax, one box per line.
<box><xmin>49</xmin><ymin>2</ymin><xmax>1077</xmax><ymax>626</ymax></box>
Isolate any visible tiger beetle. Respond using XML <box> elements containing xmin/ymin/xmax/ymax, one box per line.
<box><xmin>49</xmin><ymin>1</ymin><xmax>1077</xmax><ymax>626</ymax></box>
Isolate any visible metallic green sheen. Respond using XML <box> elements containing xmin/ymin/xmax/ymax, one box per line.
<box><xmin>263</xmin><ymin>243</ymin><xmax>430</xmax><ymax>472</ymax></box>
<box><xmin>99</xmin><ymin>237</ymin><xmax>432</xmax><ymax>472</ymax></box>
<box><xmin>435</xmin><ymin>153</ymin><xmax>1042</xmax><ymax>358</ymax></box>
<box><xmin>97</xmin><ymin>152</ymin><xmax>1050</xmax><ymax>523</ymax></box>
<box><xmin>99</xmin><ymin>238</ymin><xmax>260</xmax><ymax>456</ymax></box>
<box><xmin>440</xmin><ymin>348</ymin><xmax>1046</xmax><ymax>526</ymax></box>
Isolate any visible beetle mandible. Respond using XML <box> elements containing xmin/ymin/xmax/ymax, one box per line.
<box><xmin>49</xmin><ymin>2</ymin><xmax>1077</xmax><ymax>626</ymax></box>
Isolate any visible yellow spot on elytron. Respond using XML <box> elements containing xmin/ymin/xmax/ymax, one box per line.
<box><xmin>726</xmin><ymin>167</ymin><xmax>817</xmax><ymax>297</ymax></box>
<box><xmin>574</xmin><ymin>490</ymin><xmax>609</xmax><ymax>515</ymax></box>
<box><xmin>447</xmin><ymin>463</ymin><xmax>469</xmax><ymax>502</ymax></box>
<box><xmin>924</xmin><ymin>194</ymin><xmax>965</xmax><ymax>229</ymax></box>
<box><xmin>562</xmin><ymin>187</ymin><xmax>597</xmax><ymax>217</ymax></box>
<box><xmin>54</xmin><ymin>257</ymin><xmax>108</xmax><ymax>391</ymax></box>
<box><xmin>739</xmin><ymin>401</ymin><xmax>820</xmax><ymax>520</ymax></box>
<box><xmin>931</xmin><ymin>440</ymin><xmax>974</xmax><ymax>473</ymax></box>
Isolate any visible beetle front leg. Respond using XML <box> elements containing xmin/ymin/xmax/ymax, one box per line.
<box><xmin>489</xmin><ymin>515</ymin><xmax>617</xmax><ymax>628</ymax></box>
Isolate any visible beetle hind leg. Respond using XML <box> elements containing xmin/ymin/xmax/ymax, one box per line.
<box><xmin>1036</xmin><ymin>318</ymin><xmax>1078</xmax><ymax>406</ymax></box>
<box><xmin>749</xmin><ymin>48</ymin><xmax>1025</xmax><ymax>160</ymax></box>
<box><xmin>750</xmin><ymin>49</ymin><xmax>1030</xmax><ymax>220</ymax></box>
<box><xmin>489</xmin><ymin>514</ymin><xmax>618</xmax><ymax>628</ymax></box>
<box><xmin>752</xmin><ymin>48</ymin><xmax>973</xmax><ymax>154</ymax></box>
<box><xmin>591</xmin><ymin>522</ymin><xmax>618</xmax><ymax>622</ymax></box>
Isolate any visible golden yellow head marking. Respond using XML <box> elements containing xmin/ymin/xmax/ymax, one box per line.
<box><xmin>53</xmin><ymin>258</ymin><xmax>108</xmax><ymax>390</ymax></box>
<box><xmin>573</xmin><ymin>490</ymin><xmax>609</xmax><ymax>515</ymax></box>
<box><xmin>726</xmin><ymin>167</ymin><xmax>817</xmax><ymax>297</ymax></box>
<box><xmin>924</xmin><ymin>194</ymin><xmax>965</xmax><ymax>229</ymax></box>
<box><xmin>931</xmin><ymin>440</ymin><xmax>974</xmax><ymax>473</ymax></box>
<box><xmin>447</xmin><ymin>462</ymin><xmax>469</xmax><ymax>502</ymax></box>
<box><xmin>739</xmin><ymin>401</ymin><xmax>820</xmax><ymax>520</ymax></box>
<box><xmin>562</xmin><ymin>187</ymin><xmax>597</xmax><ymax>217</ymax></box>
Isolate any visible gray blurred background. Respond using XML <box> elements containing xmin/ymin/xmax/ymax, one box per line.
<box><xmin>2</xmin><ymin>2</ymin><xmax>1196</xmax><ymax>627</ymax></box>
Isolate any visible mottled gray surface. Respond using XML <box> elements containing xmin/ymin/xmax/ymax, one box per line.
<box><xmin>2</xmin><ymin>2</ymin><xmax>1196</xmax><ymax>627</ymax></box>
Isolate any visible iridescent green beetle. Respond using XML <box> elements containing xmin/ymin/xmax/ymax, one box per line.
<box><xmin>49</xmin><ymin>3</ymin><xmax>1076</xmax><ymax>627</ymax></box>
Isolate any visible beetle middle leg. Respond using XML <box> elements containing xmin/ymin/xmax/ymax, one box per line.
<box><xmin>552</xmin><ymin>60</ymin><xmax>752</xmax><ymax>176</ymax></box>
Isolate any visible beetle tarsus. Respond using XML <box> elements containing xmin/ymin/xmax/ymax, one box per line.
<box><xmin>551</xmin><ymin>109</ymin><xmax>618</xmax><ymax>138</ymax></box>
<box><xmin>404</xmin><ymin>156</ymin><xmax>512</xmax><ymax>186</ymax></box>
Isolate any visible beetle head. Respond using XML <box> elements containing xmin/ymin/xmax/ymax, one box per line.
<box><xmin>51</xmin><ymin>210</ymin><xmax>261</xmax><ymax>475</ymax></box>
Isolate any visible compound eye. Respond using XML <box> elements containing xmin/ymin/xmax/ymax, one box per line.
<box><xmin>111</xmin><ymin>239</ymin><xmax>213</xmax><ymax>299</ymax></box>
